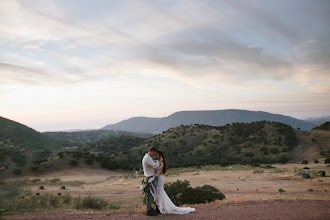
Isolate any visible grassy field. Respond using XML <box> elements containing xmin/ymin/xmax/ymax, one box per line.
<box><xmin>2</xmin><ymin>158</ymin><xmax>330</xmax><ymax>216</ymax></box>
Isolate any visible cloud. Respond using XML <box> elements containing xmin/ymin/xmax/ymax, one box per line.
<box><xmin>0</xmin><ymin>0</ymin><xmax>329</xmax><ymax>91</ymax></box>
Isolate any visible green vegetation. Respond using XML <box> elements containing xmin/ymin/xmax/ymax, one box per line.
<box><xmin>313</xmin><ymin>122</ymin><xmax>330</xmax><ymax>131</ymax></box>
<box><xmin>0</xmin><ymin>180</ymin><xmax>116</xmax><ymax>214</ymax></box>
<box><xmin>109</xmin><ymin>122</ymin><xmax>300</xmax><ymax>169</ymax></box>
<box><xmin>44</xmin><ymin>130</ymin><xmax>153</xmax><ymax>144</ymax></box>
<box><xmin>0</xmin><ymin>116</ymin><xmax>75</xmax><ymax>150</ymax></box>
<box><xmin>75</xmin><ymin>194</ymin><xmax>109</xmax><ymax>210</ymax></box>
<box><xmin>301</xmin><ymin>160</ymin><xmax>309</xmax><ymax>165</ymax></box>
<box><xmin>278</xmin><ymin>188</ymin><xmax>285</xmax><ymax>193</ymax></box>
<box><xmin>164</xmin><ymin>180</ymin><xmax>225</xmax><ymax>206</ymax></box>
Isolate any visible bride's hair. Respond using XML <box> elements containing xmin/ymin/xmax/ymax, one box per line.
<box><xmin>157</xmin><ymin>150</ymin><xmax>167</xmax><ymax>174</ymax></box>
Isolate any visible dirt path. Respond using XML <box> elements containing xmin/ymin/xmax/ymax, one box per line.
<box><xmin>5</xmin><ymin>200</ymin><xmax>330</xmax><ymax>220</ymax></box>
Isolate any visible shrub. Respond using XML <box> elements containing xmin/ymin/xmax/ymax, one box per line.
<box><xmin>50</xmin><ymin>178</ymin><xmax>60</xmax><ymax>183</ymax></box>
<box><xmin>63</xmin><ymin>193</ymin><xmax>72</xmax><ymax>204</ymax></box>
<box><xmin>301</xmin><ymin>160</ymin><xmax>309</xmax><ymax>165</ymax></box>
<box><xmin>75</xmin><ymin>194</ymin><xmax>109</xmax><ymax>210</ymax></box>
<box><xmin>13</xmin><ymin>168</ymin><xmax>22</xmax><ymax>175</ymax></box>
<box><xmin>84</xmin><ymin>158</ymin><xmax>93</xmax><ymax>165</ymax></box>
<box><xmin>314</xmin><ymin>159</ymin><xmax>319</xmax><ymax>163</ymax></box>
<box><xmin>307</xmin><ymin>188</ymin><xmax>314</xmax><ymax>192</ymax></box>
<box><xmin>70</xmin><ymin>160</ymin><xmax>78</xmax><ymax>167</ymax></box>
<box><xmin>57</xmin><ymin>152</ymin><xmax>64</xmax><ymax>158</ymax></box>
<box><xmin>270</xmin><ymin>148</ymin><xmax>279</xmax><ymax>154</ymax></box>
<box><xmin>164</xmin><ymin>180</ymin><xmax>225</xmax><ymax>206</ymax></box>
<box><xmin>325</xmin><ymin>158</ymin><xmax>330</xmax><ymax>164</ymax></box>
<box><xmin>279</xmin><ymin>188</ymin><xmax>285</xmax><ymax>193</ymax></box>
<box><xmin>245</xmin><ymin>152</ymin><xmax>254</xmax><ymax>157</ymax></box>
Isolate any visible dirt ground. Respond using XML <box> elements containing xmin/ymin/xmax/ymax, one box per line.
<box><xmin>3</xmin><ymin>160</ymin><xmax>330</xmax><ymax>219</ymax></box>
<box><xmin>4</xmin><ymin>200</ymin><xmax>330</xmax><ymax>220</ymax></box>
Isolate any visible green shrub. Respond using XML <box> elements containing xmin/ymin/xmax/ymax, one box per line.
<box><xmin>57</xmin><ymin>152</ymin><xmax>64</xmax><ymax>158</ymax></box>
<box><xmin>270</xmin><ymin>148</ymin><xmax>279</xmax><ymax>154</ymax></box>
<box><xmin>314</xmin><ymin>159</ymin><xmax>319</xmax><ymax>163</ymax></box>
<box><xmin>70</xmin><ymin>160</ymin><xmax>78</xmax><ymax>167</ymax></box>
<box><xmin>63</xmin><ymin>193</ymin><xmax>72</xmax><ymax>204</ymax></box>
<box><xmin>50</xmin><ymin>178</ymin><xmax>60</xmax><ymax>183</ymax></box>
<box><xmin>301</xmin><ymin>160</ymin><xmax>309</xmax><ymax>165</ymax></box>
<box><xmin>279</xmin><ymin>188</ymin><xmax>285</xmax><ymax>193</ymax></box>
<box><xmin>76</xmin><ymin>194</ymin><xmax>109</xmax><ymax>210</ymax></box>
<box><xmin>164</xmin><ymin>180</ymin><xmax>225</xmax><ymax>206</ymax></box>
<box><xmin>325</xmin><ymin>158</ymin><xmax>330</xmax><ymax>164</ymax></box>
<box><xmin>307</xmin><ymin>188</ymin><xmax>314</xmax><ymax>192</ymax></box>
<box><xmin>13</xmin><ymin>168</ymin><xmax>22</xmax><ymax>175</ymax></box>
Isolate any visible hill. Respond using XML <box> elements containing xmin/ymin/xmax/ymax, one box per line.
<box><xmin>312</xmin><ymin>122</ymin><xmax>330</xmax><ymax>131</ymax></box>
<box><xmin>84</xmin><ymin>121</ymin><xmax>330</xmax><ymax>170</ymax></box>
<box><xmin>2</xmin><ymin>121</ymin><xmax>329</xmax><ymax>176</ymax></box>
<box><xmin>305</xmin><ymin>116</ymin><xmax>330</xmax><ymax>126</ymax></box>
<box><xmin>101</xmin><ymin>109</ymin><xmax>316</xmax><ymax>134</ymax></box>
<box><xmin>0</xmin><ymin>116</ymin><xmax>75</xmax><ymax>150</ymax></box>
<box><xmin>44</xmin><ymin>130</ymin><xmax>153</xmax><ymax>144</ymax></box>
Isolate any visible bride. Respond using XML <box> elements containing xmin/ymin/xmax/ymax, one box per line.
<box><xmin>148</xmin><ymin>150</ymin><xmax>195</xmax><ymax>215</ymax></box>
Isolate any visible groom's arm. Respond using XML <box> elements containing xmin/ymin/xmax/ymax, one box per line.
<box><xmin>146</xmin><ymin>157</ymin><xmax>160</xmax><ymax>169</ymax></box>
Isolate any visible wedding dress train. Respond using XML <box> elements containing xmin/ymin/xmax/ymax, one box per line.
<box><xmin>150</xmin><ymin>163</ymin><xmax>195</xmax><ymax>214</ymax></box>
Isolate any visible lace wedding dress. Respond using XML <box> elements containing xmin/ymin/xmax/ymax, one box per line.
<box><xmin>150</xmin><ymin>162</ymin><xmax>195</xmax><ymax>215</ymax></box>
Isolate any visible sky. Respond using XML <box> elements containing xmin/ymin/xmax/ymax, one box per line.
<box><xmin>0</xmin><ymin>0</ymin><xmax>329</xmax><ymax>131</ymax></box>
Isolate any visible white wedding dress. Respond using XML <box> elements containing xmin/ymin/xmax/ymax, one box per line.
<box><xmin>150</xmin><ymin>162</ymin><xmax>195</xmax><ymax>215</ymax></box>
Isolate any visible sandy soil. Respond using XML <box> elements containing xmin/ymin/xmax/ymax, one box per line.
<box><xmin>4</xmin><ymin>200</ymin><xmax>330</xmax><ymax>220</ymax></box>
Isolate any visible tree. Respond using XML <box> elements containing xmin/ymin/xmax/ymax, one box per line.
<box><xmin>301</xmin><ymin>160</ymin><xmax>308</xmax><ymax>165</ymax></box>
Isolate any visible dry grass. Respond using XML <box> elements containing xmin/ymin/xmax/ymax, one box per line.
<box><xmin>4</xmin><ymin>160</ymin><xmax>330</xmax><ymax>214</ymax></box>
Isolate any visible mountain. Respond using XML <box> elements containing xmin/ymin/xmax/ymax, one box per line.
<box><xmin>44</xmin><ymin>130</ymin><xmax>153</xmax><ymax>144</ymax></box>
<box><xmin>101</xmin><ymin>109</ymin><xmax>316</xmax><ymax>134</ymax></box>
<box><xmin>0</xmin><ymin>116</ymin><xmax>75</xmax><ymax>149</ymax></box>
<box><xmin>304</xmin><ymin>116</ymin><xmax>330</xmax><ymax>126</ymax></box>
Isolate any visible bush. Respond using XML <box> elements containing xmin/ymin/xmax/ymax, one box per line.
<box><xmin>63</xmin><ymin>193</ymin><xmax>72</xmax><ymax>204</ymax></box>
<box><xmin>84</xmin><ymin>158</ymin><xmax>94</xmax><ymax>165</ymax></box>
<box><xmin>314</xmin><ymin>159</ymin><xmax>319</xmax><ymax>163</ymax></box>
<box><xmin>13</xmin><ymin>168</ymin><xmax>22</xmax><ymax>175</ymax></box>
<box><xmin>164</xmin><ymin>180</ymin><xmax>225</xmax><ymax>206</ymax></box>
<box><xmin>70</xmin><ymin>160</ymin><xmax>78</xmax><ymax>167</ymax></box>
<box><xmin>279</xmin><ymin>188</ymin><xmax>285</xmax><ymax>193</ymax></box>
<box><xmin>307</xmin><ymin>188</ymin><xmax>314</xmax><ymax>192</ymax></box>
<box><xmin>325</xmin><ymin>158</ymin><xmax>330</xmax><ymax>164</ymax></box>
<box><xmin>57</xmin><ymin>152</ymin><xmax>64</xmax><ymax>158</ymax></box>
<box><xmin>75</xmin><ymin>194</ymin><xmax>109</xmax><ymax>210</ymax></box>
<box><xmin>301</xmin><ymin>160</ymin><xmax>309</xmax><ymax>165</ymax></box>
<box><xmin>270</xmin><ymin>148</ymin><xmax>279</xmax><ymax>154</ymax></box>
<box><xmin>245</xmin><ymin>152</ymin><xmax>254</xmax><ymax>157</ymax></box>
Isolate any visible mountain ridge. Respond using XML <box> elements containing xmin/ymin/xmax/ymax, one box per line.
<box><xmin>101</xmin><ymin>109</ymin><xmax>316</xmax><ymax>134</ymax></box>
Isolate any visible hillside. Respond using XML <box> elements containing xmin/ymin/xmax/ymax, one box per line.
<box><xmin>85</xmin><ymin>121</ymin><xmax>330</xmax><ymax>170</ymax></box>
<box><xmin>312</xmin><ymin>122</ymin><xmax>330</xmax><ymax>131</ymax></box>
<box><xmin>2</xmin><ymin>121</ymin><xmax>330</xmax><ymax>176</ymax></box>
<box><xmin>0</xmin><ymin>116</ymin><xmax>75</xmax><ymax>150</ymax></box>
<box><xmin>101</xmin><ymin>109</ymin><xmax>316</xmax><ymax>134</ymax></box>
<box><xmin>44</xmin><ymin>130</ymin><xmax>153</xmax><ymax>144</ymax></box>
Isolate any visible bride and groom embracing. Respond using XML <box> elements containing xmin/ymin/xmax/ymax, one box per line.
<box><xmin>142</xmin><ymin>147</ymin><xmax>195</xmax><ymax>216</ymax></box>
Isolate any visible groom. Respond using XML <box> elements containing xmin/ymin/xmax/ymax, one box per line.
<box><xmin>142</xmin><ymin>147</ymin><xmax>161</xmax><ymax>216</ymax></box>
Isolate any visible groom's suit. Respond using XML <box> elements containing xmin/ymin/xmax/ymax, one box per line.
<box><xmin>142</xmin><ymin>153</ymin><xmax>160</xmax><ymax>211</ymax></box>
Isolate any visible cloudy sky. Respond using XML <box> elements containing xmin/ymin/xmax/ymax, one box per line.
<box><xmin>0</xmin><ymin>0</ymin><xmax>329</xmax><ymax>131</ymax></box>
